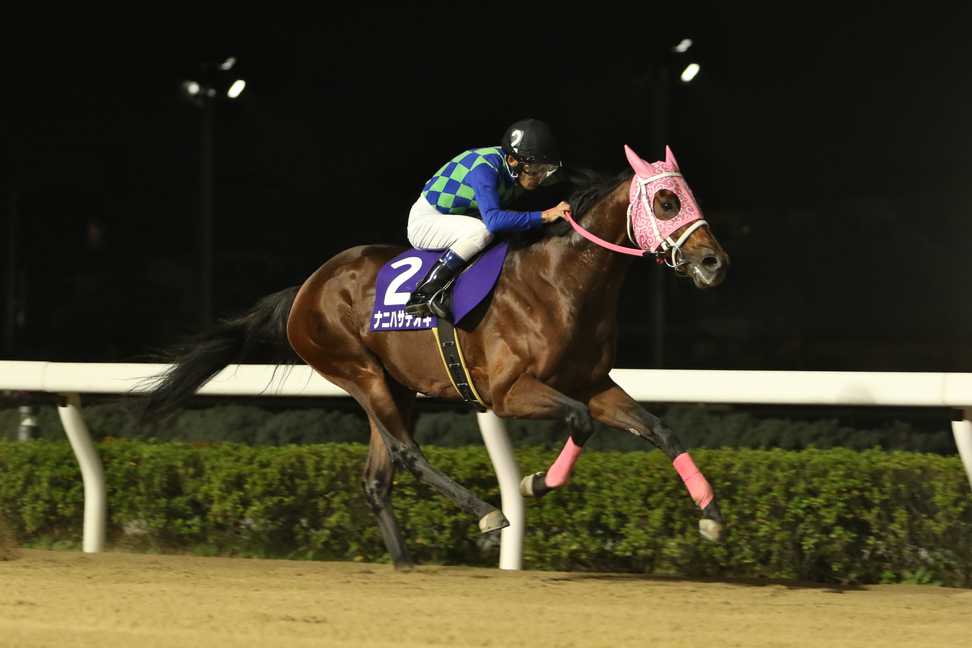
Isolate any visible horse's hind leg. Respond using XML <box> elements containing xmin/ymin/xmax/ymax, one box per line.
<box><xmin>363</xmin><ymin>417</ymin><xmax>412</xmax><ymax>569</ymax></box>
<box><xmin>338</xmin><ymin>372</ymin><xmax>509</xmax><ymax>535</ymax></box>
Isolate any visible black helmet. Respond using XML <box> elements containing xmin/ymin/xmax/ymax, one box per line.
<box><xmin>501</xmin><ymin>118</ymin><xmax>560</xmax><ymax>164</ymax></box>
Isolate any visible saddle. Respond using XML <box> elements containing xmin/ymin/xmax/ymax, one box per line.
<box><xmin>369</xmin><ymin>242</ymin><xmax>508</xmax><ymax>332</ymax></box>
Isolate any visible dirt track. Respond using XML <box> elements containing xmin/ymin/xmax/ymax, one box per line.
<box><xmin>1</xmin><ymin>550</ymin><xmax>970</xmax><ymax>647</ymax></box>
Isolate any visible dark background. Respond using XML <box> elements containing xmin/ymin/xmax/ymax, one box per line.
<box><xmin>3</xmin><ymin>2</ymin><xmax>970</xmax><ymax>370</ymax></box>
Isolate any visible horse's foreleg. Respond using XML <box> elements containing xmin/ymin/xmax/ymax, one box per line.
<box><xmin>588</xmin><ymin>381</ymin><xmax>725</xmax><ymax>542</ymax></box>
<box><xmin>491</xmin><ymin>374</ymin><xmax>594</xmax><ymax>498</ymax></box>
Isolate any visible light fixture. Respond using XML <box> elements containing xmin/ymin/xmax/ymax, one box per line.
<box><xmin>680</xmin><ymin>63</ymin><xmax>701</xmax><ymax>83</ymax></box>
<box><xmin>672</xmin><ymin>38</ymin><xmax>693</xmax><ymax>54</ymax></box>
<box><xmin>227</xmin><ymin>79</ymin><xmax>246</xmax><ymax>99</ymax></box>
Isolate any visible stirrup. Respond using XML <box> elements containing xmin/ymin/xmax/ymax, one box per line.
<box><xmin>405</xmin><ymin>278</ymin><xmax>455</xmax><ymax>320</ymax></box>
<box><xmin>404</xmin><ymin>289</ymin><xmax>451</xmax><ymax>320</ymax></box>
<box><xmin>404</xmin><ymin>297</ymin><xmax>433</xmax><ymax>318</ymax></box>
<box><xmin>427</xmin><ymin>289</ymin><xmax>452</xmax><ymax>320</ymax></box>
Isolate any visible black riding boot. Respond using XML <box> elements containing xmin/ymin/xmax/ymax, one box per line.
<box><xmin>404</xmin><ymin>250</ymin><xmax>466</xmax><ymax>319</ymax></box>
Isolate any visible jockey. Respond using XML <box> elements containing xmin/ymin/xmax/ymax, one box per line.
<box><xmin>404</xmin><ymin>118</ymin><xmax>572</xmax><ymax>318</ymax></box>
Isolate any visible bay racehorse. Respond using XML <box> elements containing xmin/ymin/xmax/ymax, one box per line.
<box><xmin>142</xmin><ymin>145</ymin><xmax>729</xmax><ymax>568</ymax></box>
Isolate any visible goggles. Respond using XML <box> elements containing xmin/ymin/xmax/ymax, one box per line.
<box><xmin>519</xmin><ymin>161</ymin><xmax>560</xmax><ymax>179</ymax></box>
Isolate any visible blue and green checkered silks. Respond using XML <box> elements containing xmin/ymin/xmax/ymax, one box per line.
<box><xmin>421</xmin><ymin>147</ymin><xmax>515</xmax><ymax>214</ymax></box>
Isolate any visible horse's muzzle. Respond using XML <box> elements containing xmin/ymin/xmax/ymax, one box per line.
<box><xmin>689</xmin><ymin>251</ymin><xmax>728</xmax><ymax>289</ymax></box>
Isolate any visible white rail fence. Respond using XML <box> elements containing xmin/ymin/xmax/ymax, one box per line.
<box><xmin>1</xmin><ymin>361</ymin><xmax>971</xmax><ymax>571</ymax></box>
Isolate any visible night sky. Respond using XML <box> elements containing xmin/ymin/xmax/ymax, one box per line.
<box><xmin>3</xmin><ymin>3</ymin><xmax>971</xmax><ymax>371</ymax></box>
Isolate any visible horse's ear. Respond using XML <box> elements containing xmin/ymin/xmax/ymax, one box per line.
<box><xmin>624</xmin><ymin>144</ymin><xmax>655</xmax><ymax>177</ymax></box>
<box><xmin>665</xmin><ymin>146</ymin><xmax>680</xmax><ymax>171</ymax></box>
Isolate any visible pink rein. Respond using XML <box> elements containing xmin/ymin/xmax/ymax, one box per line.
<box><xmin>562</xmin><ymin>211</ymin><xmax>648</xmax><ymax>257</ymax></box>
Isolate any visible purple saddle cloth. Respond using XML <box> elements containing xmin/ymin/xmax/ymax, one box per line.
<box><xmin>370</xmin><ymin>242</ymin><xmax>509</xmax><ymax>332</ymax></box>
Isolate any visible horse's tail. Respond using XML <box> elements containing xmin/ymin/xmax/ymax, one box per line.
<box><xmin>138</xmin><ymin>286</ymin><xmax>300</xmax><ymax>423</ymax></box>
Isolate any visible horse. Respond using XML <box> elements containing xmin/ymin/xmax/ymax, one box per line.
<box><xmin>142</xmin><ymin>144</ymin><xmax>730</xmax><ymax>569</ymax></box>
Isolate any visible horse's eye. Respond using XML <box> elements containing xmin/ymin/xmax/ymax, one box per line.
<box><xmin>663</xmin><ymin>202</ymin><xmax>674</xmax><ymax>211</ymax></box>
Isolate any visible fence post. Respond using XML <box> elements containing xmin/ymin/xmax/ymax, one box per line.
<box><xmin>951</xmin><ymin>408</ymin><xmax>972</xmax><ymax>492</ymax></box>
<box><xmin>476</xmin><ymin>411</ymin><xmax>524</xmax><ymax>570</ymax></box>
<box><xmin>57</xmin><ymin>394</ymin><xmax>106</xmax><ymax>553</ymax></box>
<box><xmin>17</xmin><ymin>405</ymin><xmax>37</xmax><ymax>441</ymax></box>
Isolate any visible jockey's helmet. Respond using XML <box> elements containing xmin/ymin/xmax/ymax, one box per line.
<box><xmin>501</xmin><ymin>118</ymin><xmax>560</xmax><ymax>166</ymax></box>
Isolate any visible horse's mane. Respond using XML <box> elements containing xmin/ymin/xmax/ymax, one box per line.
<box><xmin>508</xmin><ymin>167</ymin><xmax>633</xmax><ymax>249</ymax></box>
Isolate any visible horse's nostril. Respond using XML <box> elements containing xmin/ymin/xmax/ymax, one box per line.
<box><xmin>702</xmin><ymin>255</ymin><xmax>721</xmax><ymax>270</ymax></box>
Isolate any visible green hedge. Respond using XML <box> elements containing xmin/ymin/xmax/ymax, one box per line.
<box><xmin>0</xmin><ymin>402</ymin><xmax>958</xmax><ymax>453</ymax></box>
<box><xmin>1</xmin><ymin>440</ymin><xmax>969</xmax><ymax>585</ymax></box>
<box><xmin>0</xmin><ymin>512</ymin><xmax>16</xmax><ymax>560</ymax></box>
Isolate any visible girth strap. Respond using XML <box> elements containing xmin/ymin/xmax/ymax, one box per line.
<box><xmin>432</xmin><ymin>319</ymin><xmax>487</xmax><ymax>412</ymax></box>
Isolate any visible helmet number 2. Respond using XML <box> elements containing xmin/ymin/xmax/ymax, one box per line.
<box><xmin>384</xmin><ymin>256</ymin><xmax>424</xmax><ymax>306</ymax></box>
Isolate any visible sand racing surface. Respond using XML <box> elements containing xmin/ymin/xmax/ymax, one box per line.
<box><xmin>1</xmin><ymin>549</ymin><xmax>970</xmax><ymax>647</ymax></box>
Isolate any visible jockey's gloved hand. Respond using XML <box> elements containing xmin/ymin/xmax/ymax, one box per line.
<box><xmin>542</xmin><ymin>201</ymin><xmax>571</xmax><ymax>223</ymax></box>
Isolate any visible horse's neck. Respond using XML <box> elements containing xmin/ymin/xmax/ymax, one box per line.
<box><xmin>512</xmin><ymin>181</ymin><xmax>633</xmax><ymax>310</ymax></box>
<box><xmin>551</xmin><ymin>182</ymin><xmax>633</xmax><ymax>295</ymax></box>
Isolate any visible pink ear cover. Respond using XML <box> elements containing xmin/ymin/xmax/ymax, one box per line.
<box><xmin>665</xmin><ymin>145</ymin><xmax>680</xmax><ymax>171</ymax></box>
<box><xmin>624</xmin><ymin>144</ymin><xmax>657</xmax><ymax>177</ymax></box>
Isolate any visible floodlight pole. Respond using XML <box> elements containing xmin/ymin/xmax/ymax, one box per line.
<box><xmin>4</xmin><ymin>192</ymin><xmax>18</xmax><ymax>355</ymax></box>
<box><xmin>651</xmin><ymin>64</ymin><xmax>670</xmax><ymax>369</ymax></box>
<box><xmin>200</xmin><ymin>96</ymin><xmax>215</xmax><ymax>328</ymax></box>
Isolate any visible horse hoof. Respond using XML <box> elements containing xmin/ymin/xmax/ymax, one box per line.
<box><xmin>699</xmin><ymin>518</ymin><xmax>724</xmax><ymax>543</ymax></box>
<box><xmin>519</xmin><ymin>472</ymin><xmax>551</xmax><ymax>498</ymax></box>
<box><xmin>478</xmin><ymin>510</ymin><xmax>509</xmax><ymax>534</ymax></box>
<box><xmin>519</xmin><ymin>473</ymin><xmax>537</xmax><ymax>496</ymax></box>
<box><xmin>393</xmin><ymin>561</ymin><xmax>416</xmax><ymax>572</ymax></box>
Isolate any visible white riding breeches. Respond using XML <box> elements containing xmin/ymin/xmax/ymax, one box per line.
<box><xmin>406</xmin><ymin>196</ymin><xmax>493</xmax><ymax>261</ymax></box>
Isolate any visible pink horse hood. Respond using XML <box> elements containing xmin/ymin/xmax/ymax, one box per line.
<box><xmin>624</xmin><ymin>144</ymin><xmax>705</xmax><ymax>252</ymax></box>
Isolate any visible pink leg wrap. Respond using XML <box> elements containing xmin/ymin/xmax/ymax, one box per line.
<box><xmin>673</xmin><ymin>452</ymin><xmax>714</xmax><ymax>510</ymax></box>
<box><xmin>545</xmin><ymin>437</ymin><xmax>584</xmax><ymax>488</ymax></box>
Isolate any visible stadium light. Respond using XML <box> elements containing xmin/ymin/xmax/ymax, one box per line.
<box><xmin>680</xmin><ymin>62</ymin><xmax>701</xmax><ymax>83</ymax></box>
<box><xmin>226</xmin><ymin>79</ymin><xmax>246</xmax><ymax>99</ymax></box>
<box><xmin>672</xmin><ymin>38</ymin><xmax>693</xmax><ymax>53</ymax></box>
